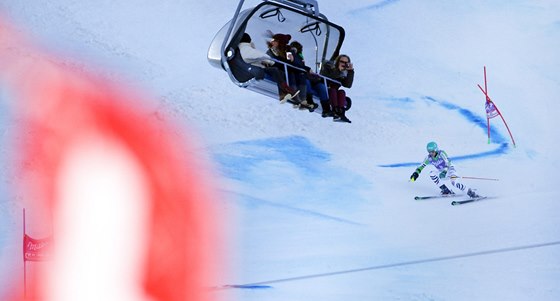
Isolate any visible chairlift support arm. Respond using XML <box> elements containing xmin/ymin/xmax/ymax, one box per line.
<box><xmin>270</xmin><ymin>0</ymin><xmax>320</xmax><ymax>17</ymax></box>
<box><xmin>220</xmin><ymin>0</ymin><xmax>247</xmax><ymax>76</ymax></box>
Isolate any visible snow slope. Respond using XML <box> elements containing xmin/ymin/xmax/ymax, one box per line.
<box><xmin>1</xmin><ymin>0</ymin><xmax>560</xmax><ymax>300</ymax></box>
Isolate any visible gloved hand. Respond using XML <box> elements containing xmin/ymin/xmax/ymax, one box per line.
<box><xmin>410</xmin><ymin>171</ymin><xmax>419</xmax><ymax>182</ymax></box>
<box><xmin>439</xmin><ymin>169</ymin><xmax>447</xmax><ymax>179</ymax></box>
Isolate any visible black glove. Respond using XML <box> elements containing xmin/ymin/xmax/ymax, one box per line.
<box><xmin>410</xmin><ymin>171</ymin><xmax>419</xmax><ymax>182</ymax></box>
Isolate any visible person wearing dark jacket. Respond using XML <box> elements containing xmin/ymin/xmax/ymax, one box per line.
<box><xmin>266</xmin><ymin>33</ymin><xmax>308</xmax><ymax>108</ymax></box>
<box><xmin>320</xmin><ymin>54</ymin><xmax>355</xmax><ymax>123</ymax></box>
<box><xmin>288</xmin><ymin>41</ymin><xmax>324</xmax><ymax>111</ymax></box>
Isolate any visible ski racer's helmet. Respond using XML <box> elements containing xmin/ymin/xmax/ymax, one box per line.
<box><xmin>426</xmin><ymin>141</ymin><xmax>438</xmax><ymax>153</ymax></box>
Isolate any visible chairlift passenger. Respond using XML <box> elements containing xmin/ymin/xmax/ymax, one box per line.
<box><xmin>237</xmin><ymin>33</ymin><xmax>299</xmax><ymax>103</ymax></box>
<box><xmin>289</xmin><ymin>41</ymin><xmax>330</xmax><ymax>116</ymax></box>
<box><xmin>265</xmin><ymin>32</ymin><xmax>308</xmax><ymax>108</ymax></box>
<box><xmin>320</xmin><ymin>54</ymin><xmax>355</xmax><ymax>123</ymax></box>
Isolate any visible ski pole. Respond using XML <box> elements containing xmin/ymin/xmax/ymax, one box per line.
<box><xmin>451</xmin><ymin>176</ymin><xmax>499</xmax><ymax>181</ymax></box>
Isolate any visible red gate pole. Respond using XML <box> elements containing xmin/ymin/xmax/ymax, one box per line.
<box><xmin>23</xmin><ymin>208</ymin><xmax>27</xmax><ymax>300</ymax></box>
<box><xmin>483</xmin><ymin>66</ymin><xmax>491</xmax><ymax>144</ymax></box>
<box><xmin>484</xmin><ymin>66</ymin><xmax>488</xmax><ymax>95</ymax></box>
<box><xmin>477</xmin><ymin>83</ymin><xmax>517</xmax><ymax>147</ymax></box>
<box><xmin>494</xmin><ymin>104</ymin><xmax>517</xmax><ymax>147</ymax></box>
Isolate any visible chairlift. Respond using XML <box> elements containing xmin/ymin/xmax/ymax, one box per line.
<box><xmin>207</xmin><ymin>0</ymin><xmax>350</xmax><ymax>111</ymax></box>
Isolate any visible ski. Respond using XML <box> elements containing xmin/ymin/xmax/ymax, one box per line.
<box><xmin>451</xmin><ymin>196</ymin><xmax>488</xmax><ymax>206</ymax></box>
<box><xmin>414</xmin><ymin>194</ymin><xmax>459</xmax><ymax>200</ymax></box>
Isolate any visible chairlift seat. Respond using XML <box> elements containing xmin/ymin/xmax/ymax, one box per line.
<box><xmin>208</xmin><ymin>0</ymin><xmax>350</xmax><ymax>112</ymax></box>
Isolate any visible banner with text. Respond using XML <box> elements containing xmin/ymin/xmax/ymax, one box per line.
<box><xmin>23</xmin><ymin>234</ymin><xmax>52</xmax><ymax>262</ymax></box>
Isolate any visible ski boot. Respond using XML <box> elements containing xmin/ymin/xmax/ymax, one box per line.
<box><xmin>332</xmin><ymin>107</ymin><xmax>351</xmax><ymax>123</ymax></box>
<box><xmin>439</xmin><ymin>185</ymin><xmax>454</xmax><ymax>196</ymax></box>
<box><xmin>467</xmin><ymin>189</ymin><xmax>480</xmax><ymax>198</ymax></box>
<box><xmin>279</xmin><ymin>84</ymin><xmax>300</xmax><ymax>104</ymax></box>
<box><xmin>320</xmin><ymin>101</ymin><xmax>334</xmax><ymax>118</ymax></box>
<box><xmin>298</xmin><ymin>100</ymin><xmax>318</xmax><ymax>112</ymax></box>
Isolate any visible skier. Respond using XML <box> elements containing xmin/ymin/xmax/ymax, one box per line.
<box><xmin>410</xmin><ymin>141</ymin><xmax>481</xmax><ymax>198</ymax></box>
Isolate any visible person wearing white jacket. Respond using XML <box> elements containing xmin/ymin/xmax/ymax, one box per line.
<box><xmin>238</xmin><ymin>33</ymin><xmax>298</xmax><ymax>103</ymax></box>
